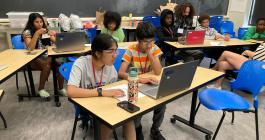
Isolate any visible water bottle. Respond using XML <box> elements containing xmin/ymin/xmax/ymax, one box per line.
<box><xmin>128</xmin><ymin>67</ymin><xmax>138</xmax><ymax>103</ymax></box>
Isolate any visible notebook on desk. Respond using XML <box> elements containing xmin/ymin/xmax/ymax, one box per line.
<box><xmin>139</xmin><ymin>60</ymin><xmax>199</xmax><ymax>99</ymax></box>
<box><xmin>179</xmin><ymin>30</ymin><xmax>206</xmax><ymax>45</ymax></box>
<box><xmin>53</xmin><ymin>31</ymin><xmax>88</xmax><ymax>53</ymax></box>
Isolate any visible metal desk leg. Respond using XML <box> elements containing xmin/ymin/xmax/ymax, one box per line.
<box><xmin>126</xmin><ymin>30</ymin><xmax>130</xmax><ymax>42</ymax></box>
<box><xmin>93</xmin><ymin>119</ymin><xmax>101</xmax><ymax>140</ymax></box>
<box><xmin>27</xmin><ymin>65</ymin><xmax>36</xmax><ymax>96</ymax></box>
<box><xmin>52</xmin><ymin>57</ymin><xmax>61</xmax><ymax>107</ymax></box>
<box><xmin>170</xmin><ymin>90</ymin><xmax>213</xmax><ymax>139</ymax></box>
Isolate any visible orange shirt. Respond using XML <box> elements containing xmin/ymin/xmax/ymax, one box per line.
<box><xmin>122</xmin><ymin>43</ymin><xmax>163</xmax><ymax>74</ymax></box>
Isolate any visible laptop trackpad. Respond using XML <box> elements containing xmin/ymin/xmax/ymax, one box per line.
<box><xmin>139</xmin><ymin>84</ymin><xmax>159</xmax><ymax>96</ymax></box>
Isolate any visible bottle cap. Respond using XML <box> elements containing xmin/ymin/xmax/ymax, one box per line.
<box><xmin>129</xmin><ymin>67</ymin><xmax>138</xmax><ymax>77</ymax></box>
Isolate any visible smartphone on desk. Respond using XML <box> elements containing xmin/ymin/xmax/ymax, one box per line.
<box><xmin>117</xmin><ymin>101</ymin><xmax>140</xmax><ymax>113</ymax></box>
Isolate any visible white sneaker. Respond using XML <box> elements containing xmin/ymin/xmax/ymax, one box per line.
<box><xmin>206</xmin><ymin>84</ymin><xmax>222</xmax><ymax>90</ymax></box>
<box><xmin>59</xmin><ymin>88</ymin><xmax>67</xmax><ymax>96</ymax></box>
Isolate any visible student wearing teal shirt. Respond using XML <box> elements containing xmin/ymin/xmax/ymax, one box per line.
<box><xmin>243</xmin><ymin>18</ymin><xmax>265</xmax><ymax>40</ymax></box>
<box><xmin>101</xmin><ymin>11</ymin><xmax>125</xmax><ymax>42</ymax></box>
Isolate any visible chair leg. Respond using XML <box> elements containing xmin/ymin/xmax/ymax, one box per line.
<box><xmin>212</xmin><ymin>111</ymin><xmax>226</xmax><ymax>140</ymax></box>
<box><xmin>0</xmin><ymin>111</ymin><xmax>7</xmax><ymax>128</ymax></box>
<box><xmin>16</xmin><ymin>73</ymin><xmax>19</xmax><ymax>90</ymax></box>
<box><xmin>231</xmin><ymin>111</ymin><xmax>235</xmax><ymax>124</ymax></box>
<box><xmin>71</xmin><ymin>116</ymin><xmax>78</xmax><ymax>140</ymax></box>
<box><xmin>23</xmin><ymin>70</ymin><xmax>31</xmax><ymax>98</ymax></box>
<box><xmin>113</xmin><ymin>129</ymin><xmax>118</xmax><ymax>140</ymax></box>
<box><xmin>255</xmin><ymin>109</ymin><xmax>259</xmax><ymax>140</ymax></box>
<box><xmin>194</xmin><ymin>102</ymin><xmax>201</xmax><ymax>117</ymax></box>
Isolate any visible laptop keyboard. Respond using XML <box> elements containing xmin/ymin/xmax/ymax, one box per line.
<box><xmin>139</xmin><ymin>84</ymin><xmax>159</xmax><ymax>96</ymax></box>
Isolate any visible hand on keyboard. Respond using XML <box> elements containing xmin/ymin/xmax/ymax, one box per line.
<box><xmin>139</xmin><ymin>77</ymin><xmax>159</xmax><ymax>85</ymax></box>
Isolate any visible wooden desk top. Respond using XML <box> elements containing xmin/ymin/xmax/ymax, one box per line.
<box><xmin>0</xmin><ymin>49</ymin><xmax>46</xmax><ymax>83</ymax></box>
<box><xmin>165</xmin><ymin>38</ymin><xmax>256</xmax><ymax>49</ymax></box>
<box><xmin>0</xmin><ymin>89</ymin><xmax>3</xmax><ymax>100</ymax></box>
<box><xmin>70</xmin><ymin>67</ymin><xmax>224</xmax><ymax>128</ymax></box>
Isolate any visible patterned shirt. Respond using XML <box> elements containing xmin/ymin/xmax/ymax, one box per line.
<box><xmin>122</xmin><ymin>43</ymin><xmax>163</xmax><ymax>74</ymax></box>
<box><xmin>195</xmin><ymin>25</ymin><xmax>223</xmax><ymax>40</ymax></box>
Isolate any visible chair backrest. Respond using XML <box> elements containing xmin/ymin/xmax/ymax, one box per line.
<box><xmin>59</xmin><ymin>62</ymin><xmax>74</xmax><ymax>81</ymax></box>
<box><xmin>113</xmin><ymin>49</ymin><xmax>126</xmax><ymax>72</ymax></box>
<box><xmin>230</xmin><ymin>60</ymin><xmax>265</xmax><ymax>97</ymax></box>
<box><xmin>238</xmin><ymin>27</ymin><xmax>248</xmax><ymax>39</ymax></box>
<box><xmin>220</xmin><ymin>20</ymin><xmax>234</xmax><ymax>35</ymax></box>
<box><xmin>143</xmin><ymin>16</ymin><xmax>160</xmax><ymax>28</ymax></box>
<box><xmin>85</xmin><ymin>27</ymin><xmax>97</xmax><ymax>43</ymax></box>
<box><xmin>11</xmin><ymin>35</ymin><xmax>26</xmax><ymax>49</ymax></box>
<box><xmin>209</xmin><ymin>16</ymin><xmax>223</xmax><ymax>32</ymax></box>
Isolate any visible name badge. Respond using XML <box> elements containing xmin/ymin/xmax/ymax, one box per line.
<box><xmin>177</xmin><ymin>28</ymin><xmax>184</xmax><ymax>34</ymax></box>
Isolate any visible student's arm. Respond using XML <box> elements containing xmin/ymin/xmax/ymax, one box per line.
<box><xmin>157</xmin><ymin>27</ymin><xmax>178</xmax><ymax>42</ymax></box>
<box><xmin>23</xmin><ymin>28</ymin><xmax>46</xmax><ymax>50</ymax></box>
<box><xmin>147</xmin><ymin>50</ymin><xmax>162</xmax><ymax>75</ymax></box>
<box><xmin>67</xmin><ymin>85</ymin><xmax>124</xmax><ymax>98</ymax></box>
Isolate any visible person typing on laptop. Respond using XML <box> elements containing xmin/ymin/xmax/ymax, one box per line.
<box><xmin>118</xmin><ymin>22</ymin><xmax>166</xmax><ymax>140</ymax></box>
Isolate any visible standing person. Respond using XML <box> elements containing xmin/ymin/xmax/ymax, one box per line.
<box><xmin>67</xmin><ymin>34</ymin><xmax>136</xmax><ymax>140</ymax></box>
<box><xmin>119</xmin><ymin>22</ymin><xmax>166</xmax><ymax>140</ymax></box>
<box><xmin>22</xmin><ymin>13</ymin><xmax>65</xmax><ymax>98</ymax></box>
<box><xmin>157</xmin><ymin>9</ymin><xmax>204</xmax><ymax>64</ymax></box>
<box><xmin>101</xmin><ymin>11</ymin><xmax>125</xmax><ymax>42</ymax></box>
<box><xmin>243</xmin><ymin>18</ymin><xmax>265</xmax><ymax>40</ymax></box>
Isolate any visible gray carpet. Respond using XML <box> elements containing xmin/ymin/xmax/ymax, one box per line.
<box><xmin>0</xmin><ymin>61</ymin><xmax>265</xmax><ymax>140</ymax></box>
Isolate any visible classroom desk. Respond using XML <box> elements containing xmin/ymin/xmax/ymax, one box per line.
<box><xmin>165</xmin><ymin>38</ymin><xmax>257</xmax><ymax>50</ymax></box>
<box><xmin>69</xmin><ymin>67</ymin><xmax>224</xmax><ymax>140</ymax></box>
<box><xmin>0</xmin><ymin>49</ymin><xmax>46</xmax><ymax>96</ymax></box>
<box><xmin>0</xmin><ymin>89</ymin><xmax>3</xmax><ymax>100</ymax></box>
<box><xmin>48</xmin><ymin>42</ymin><xmax>136</xmax><ymax>107</ymax></box>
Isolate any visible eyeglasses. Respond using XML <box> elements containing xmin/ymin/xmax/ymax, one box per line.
<box><xmin>103</xmin><ymin>48</ymin><xmax>119</xmax><ymax>55</ymax></box>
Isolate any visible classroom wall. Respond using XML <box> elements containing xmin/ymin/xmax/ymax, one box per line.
<box><xmin>227</xmin><ymin>0</ymin><xmax>253</xmax><ymax>33</ymax></box>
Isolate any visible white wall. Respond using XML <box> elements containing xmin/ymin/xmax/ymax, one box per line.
<box><xmin>227</xmin><ymin>0</ymin><xmax>253</xmax><ymax>33</ymax></box>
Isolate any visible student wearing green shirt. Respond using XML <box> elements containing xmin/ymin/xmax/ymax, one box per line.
<box><xmin>243</xmin><ymin>18</ymin><xmax>265</xmax><ymax>40</ymax></box>
<box><xmin>101</xmin><ymin>11</ymin><xmax>125</xmax><ymax>42</ymax></box>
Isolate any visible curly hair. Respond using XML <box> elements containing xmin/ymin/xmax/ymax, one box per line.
<box><xmin>175</xmin><ymin>2</ymin><xmax>195</xmax><ymax>18</ymax></box>
<box><xmin>103</xmin><ymin>11</ymin><xmax>121</xmax><ymax>31</ymax></box>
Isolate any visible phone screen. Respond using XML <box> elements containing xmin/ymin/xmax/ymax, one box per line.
<box><xmin>117</xmin><ymin>101</ymin><xmax>140</xmax><ymax>113</ymax></box>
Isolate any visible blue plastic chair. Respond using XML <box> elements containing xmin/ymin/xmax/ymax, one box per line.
<box><xmin>11</xmin><ymin>35</ymin><xmax>26</xmax><ymax>49</ymax></box>
<box><xmin>209</xmin><ymin>16</ymin><xmax>224</xmax><ymax>32</ymax></box>
<box><xmin>113</xmin><ymin>49</ymin><xmax>126</xmax><ymax>72</ymax></box>
<box><xmin>238</xmin><ymin>27</ymin><xmax>249</xmax><ymax>39</ymax></box>
<box><xmin>198</xmin><ymin>60</ymin><xmax>265</xmax><ymax>140</ymax></box>
<box><xmin>220</xmin><ymin>21</ymin><xmax>236</xmax><ymax>38</ymax></box>
<box><xmin>85</xmin><ymin>27</ymin><xmax>97</xmax><ymax>43</ymax></box>
<box><xmin>143</xmin><ymin>16</ymin><xmax>161</xmax><ymax>28</ymax></box>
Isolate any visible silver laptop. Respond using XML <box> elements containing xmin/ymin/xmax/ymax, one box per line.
<box><xmin>53</xmin><ymin>31</ymin><xmax>88</xmax><ymax>53</ymax></box>
<box><xmin>139</xmin><ymin>60</ymin><xmax>199</xmax><ymax>99</ymax></box>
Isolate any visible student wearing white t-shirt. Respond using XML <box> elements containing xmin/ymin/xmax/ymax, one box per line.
<box><xmin>67</xmin><ymin>34</ymin><xmax>136</xmax><ymax>140</ymax></box>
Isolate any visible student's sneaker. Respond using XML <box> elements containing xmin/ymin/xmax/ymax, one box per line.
<box><xmin>38</xmin><ymin>89</ymin><xmax>50</xmax><ymax>98</ymax></box>
<box><xmin>59</xmin><ymin>88</ymin><xmax>67</xmax><ymax>96</ymax></box>
<box><xmin>150</xmin><ymin>127</ymin><xmax>166</xmax><ymax>140</ymax></box>
<box><xmin>206</xmin><ymin>84</ymin><xmax>222</xmax><ymax>90</ymax></box>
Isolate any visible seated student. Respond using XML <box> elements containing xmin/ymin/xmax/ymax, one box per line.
<box><xmin>157</xmin><ymin>9</ymin><xmax>204</xmax><ymax>64</ymax></box>
<box><xmin>209</xmin><ymin>44</ymin><xmax>265</xmax><ymax>89</ymax></box>
<box><xmin>22</xmin><ymin>13</ymin><xmax>65</xmax><ymax>98</ymax></box>
<box><xmin>195</xmin><ymin>14</ymin><xmax>230</xmax><ymax>41</ymax></box>
<box><xmin>67</xmin><ymin>34</ymin><xmax>136</xmax><ymax>140</ymax></box>
<box><xmin>195</xmin><ymin>14</ymin><xmax>230</xmax><ymax>62</ymax></box>
<box><xmin>101</xmin><ymin>11</ymin><xmax>125</xmax><ymax>42</ymax></box>
<box><xmin>119</xmin><ymin>22</ymin><xmax>166</xmax><ymax>140</ymax></box>
<box><xmin>243</xmin><ymin>18</ymin><xmax>265</xmax><ymax>40</ymax></box>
